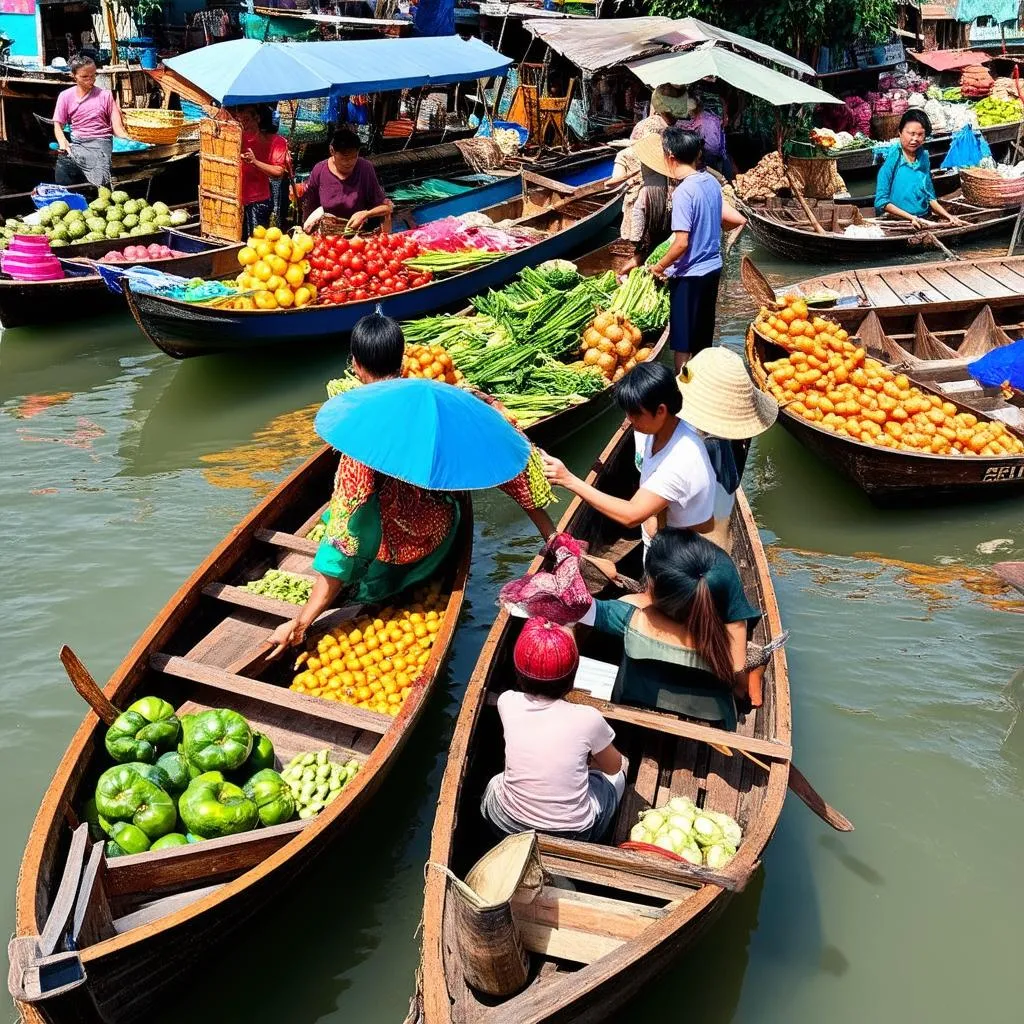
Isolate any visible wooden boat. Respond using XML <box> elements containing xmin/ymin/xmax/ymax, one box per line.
<box><xmin>124</xmin><ymin>174</ymin><xmax>626</xmax><ymax>359</ymax></box>
<box><xmin>846</xmin><ymin>167</ymin><xmax>960</xmax><ymax>209</ymax></box>
<box><xmin>746</xmin><ymin>326</ymin><xmax>1024</xmax><ymax>503</ymax></box>
<box><xmin>9</xmin><ymin>445</ymin><xmax>471</xmax><ymax>1024</ymax></box>
<box><xmin>413</xmin><ymin>426</ymin><xmax>790</xmax><ymax>1024</ymax></box>
<box><xmin>741</xmin><ymin>253</ymin><xmax>1024</xmax><ymax>326</ymax></box>
<box><xmin>992</xmin><ymin>561</ymin><xmax>1024</xmax><ymax>593</ymax></box>
<box><xmin>0</xmin><ymin>228</ymin><xmax>240</xmax><ymax>331</ymax></box>
<box><xmin>742</xmin><ymin>195</ymin><xmax>1018</xmax><ymax>262</ymax></box>
<box><xmin>832</xmin><ymin>119</ymin><xmax>1022</xmax><ymax>176</ymax></box>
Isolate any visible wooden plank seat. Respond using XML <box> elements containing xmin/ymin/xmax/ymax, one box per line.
<box><xmin>150</xmin><ymin>653</ymin><xmax>393</xmax><ymax>735</ymax></box>
<box><xmin>254</xmin><ymin>528</ymin><xmax>318</xmax><ymax>557</ymax></box>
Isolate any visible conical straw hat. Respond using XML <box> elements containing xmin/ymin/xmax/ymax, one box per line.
<box><xmin>678</xmin><ymin>347</ymin><xmax>778</xmax><ymax>440</ymax></box>
<box><xmin>632</xmin><ymin>133</ymin><xmax>673</xmax><ymax>178</ymax></box>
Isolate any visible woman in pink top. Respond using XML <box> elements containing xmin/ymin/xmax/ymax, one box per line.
<box><xmin>53</xmin><ymin>56</ymin><xmax>129</xmax><ymax>187</ymax></box>
<box><xmin>235</xmin><ymin>105</ymin><xmax>292</xmax><ymax>234</ymax></box>
<box><xmin>480</xmin><ymin>617</ymin><xmax>625</xmax><ymax>842</ymax></box>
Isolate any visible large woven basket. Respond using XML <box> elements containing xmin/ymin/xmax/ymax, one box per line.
<box><xmin>960</xmin><ymin>166</ymin><xmax>1024</xmax><ymax>208</ymax></box>
<box><xmin>123</xmin><ymin>108</ymin><xmax>185</xmax><ymax>146</ymax></box>
<box><xmin>870</xmin><ymin>112</ymin><xmax>901</xmax><ymax>141</ymax></box>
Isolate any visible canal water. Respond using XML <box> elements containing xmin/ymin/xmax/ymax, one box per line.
<box><xmin>1</xmin><ymin>232</ymin><xmax>1022</xmax><ymax>1024</ymax></box>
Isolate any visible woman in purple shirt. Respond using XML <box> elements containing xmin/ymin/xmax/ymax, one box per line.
<box><xmin>301</xmin><ymin>128</ymin><xmax>392</xmax><ymax>234</ymax></box>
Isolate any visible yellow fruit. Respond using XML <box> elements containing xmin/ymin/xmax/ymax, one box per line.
<box><xmin>254</xmin><ymin>241</ymin><xmax>271</xmax><ymax>259</ymax></box>
<box><xmin>238</xmin><ymin>246</ymin><xmax>257</xmax><ymax>266</ymax></box>
<box><xmin>253</xmin><ymin>260</ymin><xmax>272</xmax><ymax>282</ymax></box>
<box><xmin>285</xmin><ymin>264</ymin><xmax>305</xmax><ymax>288</ymax></box>
<box><xmin>265</xmin><ymin>226</ymin><xmax>282</xmax><ymax>242</ymax></box>
<box><xmin>294</xmin><ymin>286</ymin><xmax>312</xmax><ymax>308</ymax></box>
<box><xmin>265</xmin><ymin>275</ymin><xmax>284</xmax><ymax>292</ymax></box>
<box><xmin>254</xmin><ymin>291</ymin><xmax>278</xmax><ymax>310</ymax></box>
<box><xmin>274</xmin><ymin>239</ymin><xmax>292</xmax><ymax>260</ymax></box>
<box><xmin>269</xmin><ymin>255</ymin><xmax>288</xmax><ymax>276</ymax></box>
<box><xmin>252</xmin><ymin>225</ymin><xmax>267</xmax><ymax>239</ymax></box>
<box><xmin>235</xmin><ymin>297</ymin><xmax>256</xmax><ymax>310</ymax></box>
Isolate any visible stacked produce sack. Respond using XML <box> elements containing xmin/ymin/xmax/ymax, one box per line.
<box><xmin>961</xmin><ymin>65</ymin><xmax>994</xmax><ymax>99</ymax></box>
<box><xmin>84</xmin><ymin>699</ymin><xmax>362</xmax><ymax>857</ymax></box>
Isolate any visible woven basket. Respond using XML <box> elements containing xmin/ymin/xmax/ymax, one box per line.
<box><xmin>123</xmin><ymin>109</ymin><xmax>185</xmax><ymax>146</ymax></box>
<box><xmin>960</xmin><ymin>167</ymin><xmax>1024</xmax><ymax>208</ymax></box>
<box><xmin>871</xmin><ymin>113</ymin><xmax>900</xmax><ymax>141</ymax></box>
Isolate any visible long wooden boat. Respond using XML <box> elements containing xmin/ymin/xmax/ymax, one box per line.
<box><xmin>741</xmin><ymin>253</ymin><xmax>1024</xmax><ymax>326</ymax></box>
<box><xmin>846</xmin><ymin>167</ymin><xmax>960</xmax><ymax>209</ymax></box>
<box><xmin>746</xmin><ymin>326</ymin><xmax>1024</xmax><ymax>503</ymax></box>
<box><xmin>413</xmin><ymin>426</ymin><xmax>791</xmax><ymax>1024</ymax></box>
<box><xmin>9</xmin><ymin>445</ymin><xmax>471</xmax><ymax>1024</ymax></box>
<box><xmin>124</xmin><ymin>174</ymin><xmax>625</xmax><ymax>359</ymax></box>
<box><xmin>832</xmin><ymin>119</ymin><xmax>1022</xmax><ymax>176</ymax></box>
<box><xmin>743</xmin><ymin>195</ymin><xmax>1018</xmax><ymax>262</ymax></box>
<box><xmin>0</xmin><ymin>228</ymin><xmax>240</xmax><ymax>331</ymax></box>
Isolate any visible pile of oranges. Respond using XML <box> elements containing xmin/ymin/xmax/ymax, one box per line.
<box><xmin>403</xmin><ymin>344</ymin><xmax>463</xmax><ymax>384</ymax></box>
<box><xmin>289</xmin><ymin>587</ymin><xmax>447</xmax><ymax>717</ymax></box>
<box><xmin>755</xmin><ymin>298</ymin><xmax>1024</xmax><ymax>457</ymax></box>
<box><xmin>233</xmin><ymin>226</ymin><xmax>316</xmax><ymax>311</ymax></box>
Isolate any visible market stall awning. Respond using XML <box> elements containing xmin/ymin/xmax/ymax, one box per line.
<box><xmin>629</xmin><ymin>46</ymin><xmax>843</xmax><ymax>106</ymax></box>
<box><xmin>162</xmin><ymin>36</ymin><xmax>511</xmax><ymax>105</ymax></box>
<box><xmin>522</xmin><ymin>17</ymin><xmax>676</xmax><ymax>72</ymax></box>
<box><xmin>651</xmin><ymin>17</ymin><xmax>817</xmax><ymax>78</ymax></box>
<box><xmin>909</xmin><ymin>47</ymin><xmax>990</xmax><ymax>70</ymax></box>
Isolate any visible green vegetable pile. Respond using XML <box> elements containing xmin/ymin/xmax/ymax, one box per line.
<box><xmin>307</xmin><ymin>521</ymin><xmax>327</xmax><ymax>542</ymax></box>
<box><xmin>628</xmin><ymin>796</ymin><xmax>743</xmax><ymax>870</ymax></box>
<box><xmin>281</xmin><ymin>749</ymin><xmax>361</xmax><ymax>819</ymax></box>
<box><xmin>243</xmin><ymin>568</ymin><xmax>313</xmax><ymax>605</ymax></box>
<box><xmin>974</xmin><ymin>95</ymin><xmax>1023</xmax><ymax>127</ymax></box>
<box><xmin>942</xmin><ymin>87</ymin><xmax>963</xmax><ymax>102</ymax></box>
<box><xmin>89</xmin><ymin>699</ymin><xmax>342</xmax><ymax>859</ymax></box>
<box><xmin>609</xmin><ymin>268</ymin><xmax>670</xmax><ymax>332</ymax></box>
<box><xmin>3</xmin><ymin>187</ymin><xmax>188</xmax><ymax>250</ymax></box>
<box><xmin>389</xmin><ymin>178</ymin><xmax>472</xmax><ymax>203</ymax></box>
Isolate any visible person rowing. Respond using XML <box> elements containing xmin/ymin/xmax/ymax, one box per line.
<box><xmin>874</xmin><ymin>110</ymin><xmax>965</xmax><ymax>229</ymax></box>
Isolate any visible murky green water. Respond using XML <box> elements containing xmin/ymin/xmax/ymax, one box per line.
<box><xmin>2</xmin><ymin>232</ymin><xmax>1022</xmax><ymax>1024</ymax></box>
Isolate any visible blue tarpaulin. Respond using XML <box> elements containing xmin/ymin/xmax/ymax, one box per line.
<box><xmin>163</xmin><ymin>36</ymin><xmax>510</xmax><ymax>106</ymax></box>
<box><xmin>414</xmin><ymin>0</ymin><xmax>456</xmax><ymax>37</ymax></box>
<box><xmin>968</xmin><ymin>338</ymin><xmax>1024</xmax><ymax>390</ymax></box>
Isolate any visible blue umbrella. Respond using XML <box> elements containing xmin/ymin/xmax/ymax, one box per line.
<box><xmin>314</xmin><ymin>379</ymin><xmax>530</xmax><ymax>490</ymax></box>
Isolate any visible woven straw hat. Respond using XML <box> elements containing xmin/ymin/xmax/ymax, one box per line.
<box><xmin>633</xmin><ymin>133</ymin><xmax>673</xmax><ymax>178</ymax></box>
<box><xmin>678</xmin><ymin>347</ymin><xmax>778</xmax><ymax>440</ymax></box>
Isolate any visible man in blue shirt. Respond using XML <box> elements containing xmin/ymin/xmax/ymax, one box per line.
<box><xmin>648</xmin><ymin>128</ymin><xmax>730</xmax><ymax>371</ymax></box>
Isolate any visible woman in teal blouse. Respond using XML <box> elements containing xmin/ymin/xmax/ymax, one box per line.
<box><xmin>578</xmin><ymin>529</ymin><xmax>764</xmax><ymax>730</ymax></box>
<box><xmin>874</xmin><ymin>110</ymin><xmax>963</xmax><ymax>229</ymax></box>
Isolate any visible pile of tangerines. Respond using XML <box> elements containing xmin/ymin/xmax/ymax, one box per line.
<box><xmin>754</xmin><ymin>297</ymin><xmax>1024</xmax><ymax>458</ymax></box>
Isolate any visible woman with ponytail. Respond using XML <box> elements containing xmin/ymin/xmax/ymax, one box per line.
<box><xmin>577</xmin><ymin>528</ymin><xmax>763</xmax><ymax>729</ymax></box>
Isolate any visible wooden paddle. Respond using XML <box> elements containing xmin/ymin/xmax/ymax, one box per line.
<box><xmin>59</xmin><ymin>645</ymin><xmax>119</xmax><ymax>726</ymax></box>
<box><xmin>916</xmin><ymin>230</ymin><xmax>962</xmax><ymax>262</ymax></box>
<box><xmin>785</xmin><ymin>176</ymin><xmax>827</xmax><ymax>235</ymax></box>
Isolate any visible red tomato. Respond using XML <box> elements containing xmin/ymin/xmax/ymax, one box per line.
<box><xmin>365</xmin><ymin>260</ymin><xmax>380</xmax><ymax>276</ymax></box>
<box><xmin>350</xmin><ymin>255</ymin><xmax>365</xmax><ymax>272</ymax></box>
<box><xmin>378</xmin><ymin>269</ymin><xmax>392</xmax><ymax>281</ymax></box>
<box><xmin>392</xmin><ymin>279</ymin><xmax>408</xmax><ymax>292</ymax></box>
<box><xmin>353</xmin><ymin>288</ymin><xmax>367</xmax><ymax>301</ymax></box>
<box><xmin>387</xmin><ymin>260</ymin><xmax>401</xmax><ymax>275</ymax></box>
<box><xmin>339</xmin><ymin>252</ymin><xmax>352</xmax><ymax>269</ymax></box>
<box><xmin>334</xmin><ymin>237</ymin><xmax>350</xmax><ymax>253</ymax></box>
<box><xmin>411</xmin><ymin>275</ymin><xmax>426</xmax><ymax>288</ymax></box>
<box><xmin>352</xmin><ymin>271</ymin><xmax>368</xmax><ymax>287</ymax></box>
<box><xmin>349</xmin><ymin>236</ymin><xmax>365</xmax><ymax>251</ymax></box>
<box><xmin>379</xmin><ymin>282</ymin><xmax>394</xmax><ymax>295</ymax></box>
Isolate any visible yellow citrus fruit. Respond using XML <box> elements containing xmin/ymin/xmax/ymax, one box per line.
<box><xmin>285</xmin><ymin>264</ymin><xmax>305</xmax><ymax>288</ymax></box>
<box><xmin>254</xmin><ymin>291</ymin><xmax>278</xmax><ymax>310</ymax></box>
<box><xmin>238</xmin><ymin>246</ymin><xmax>257</xmax><ymax>266</ymax></box>
<box><xmin>265</xmin><ymin>226</ymin><xmax>282</xmax><ymax>242</ymax></box>
<box><xmin>265</xmin><ymin>274</ymin><xmax>284</xmax><ymax>292</ymax></box>
<box><xmin>274</xmin><ymin>239</ymin><xmax>292</xmax><ymax>260</ymax></box>
<box><xmin>253</xmin><ymin>260</ymin><xmax>272</xmax><ymax>282</ymax></box>
<box><xmin>254</xmin><ymin>241</ymin><xmax>271</xmax><ymax>259</ymax></box>
<box><xmin>294</xmin><ymin>286</ymin><xmax>312</xmax><ymax>308</ymax></box>
<box><xmin>252</xmin><ymin>225</ymin><xmax>267</xmax><ymax>239</ymax></box>
<box><xmin>274</xmin><ymin>287</ymin><xmax>295</xmax><ymax>308</ymax></box>
<box><xmin>267</xmin><ymin>255</ymin><xmax>286</xmax><ymax>276</ymax></box>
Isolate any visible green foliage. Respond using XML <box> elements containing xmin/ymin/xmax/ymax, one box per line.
<box><xmin>642</xmin><ymin>0</ymin><xmax>896</xmax><ymax>51</ymax></box>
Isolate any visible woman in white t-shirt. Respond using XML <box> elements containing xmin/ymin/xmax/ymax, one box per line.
<box><xmin>480</xmin><ymin>617</ymin><xmax>625</xmax><ymax>842</ymax></box>
<box><xmin>542</xmin><ymin>362</ymin><xmax>715</xmax><ymax>546</ymax></box>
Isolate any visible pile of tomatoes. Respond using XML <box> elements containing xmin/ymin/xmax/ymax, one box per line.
<box><xmin>307</xmin><ymin>233</ymin><xmax>433</xmax><ymax>306</ymax></box>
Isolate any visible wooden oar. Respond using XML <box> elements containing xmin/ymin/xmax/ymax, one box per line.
<box><xmin>59</xmin><ymin>645</ymin><xmax>119</xmax><ymax>725</ymax></box>
<box><xmin>918</xmin><ymin>230</ymin><xmax>963</xmax><ymax>262</ymax></box>
<box><xmin>785</xmin><ymin>176</ymin><xmax>826</xmax><ymax>235</ymax></box>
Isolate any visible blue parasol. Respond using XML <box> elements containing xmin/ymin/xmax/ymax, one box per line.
<box><xmin>314</xmin><ymin>379</ymin><xmax>530</xmax><ymax>490</ymax></box>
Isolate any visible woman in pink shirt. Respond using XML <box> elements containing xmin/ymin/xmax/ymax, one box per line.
<box><xmin>53</xmin><ymin>56</ymin><xmax>129</xmax><ymax>187</ymax></box>
<box><xmin>480</xmin><ymin>617</ymin><xmax>625</xmax><ymax>842</ymax></box>
<box><xmin>235</xmin><ymin>105</ymin><xmax>292</xmax><ymax>234</ymax></box>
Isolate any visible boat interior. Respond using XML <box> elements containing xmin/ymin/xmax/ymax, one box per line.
<box><xmin>437</xmin><ymin>437</ymin><xmax>786</xmax><ymax>1015</ymax></box>
<box><xmin>22</xmin><ymin>448</ymin><xmax>467</xmax><ymax>985</ymax></box>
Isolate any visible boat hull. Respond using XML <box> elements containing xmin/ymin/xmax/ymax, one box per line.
<box><xmin>126</xmin><ymin>190</ymin><xmax>623</xmax><ymax>359</ymax></box>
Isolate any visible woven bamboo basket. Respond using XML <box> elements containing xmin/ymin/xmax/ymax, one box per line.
<box><xmin>960</xmin><ymin>167</ymin><xmax>1024</xmax><ymax>208</ymax></box>
<box><xmin>871</xmin><ymin>113</ymin><xmax>900</xmax><ymax>141</ymax></box>
<box><xmin>123</xmin><ymin>109</ymin><xmax>186</xmax><ymax>146</ymax></box>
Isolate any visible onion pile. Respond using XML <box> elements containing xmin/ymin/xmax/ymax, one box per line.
<box><xmin>580</xmin><ymin>311</ymin><xmax>650</xmax><ymax>382</ymax></box>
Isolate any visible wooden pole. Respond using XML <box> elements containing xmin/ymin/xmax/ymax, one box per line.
<box><xmin>1007</xmin><ymin>204</ymin><xmax>1024</xmax><ymax>257</ymax></box>
<box><xmin>786</xmin><ymin>174</ymin><xmax>827</xmax><ymax>234</ymax></box>
<box><xmin>103</xmin><ymin>0</ymin><xmax>119</xmax><ymax>66</ymax></box>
